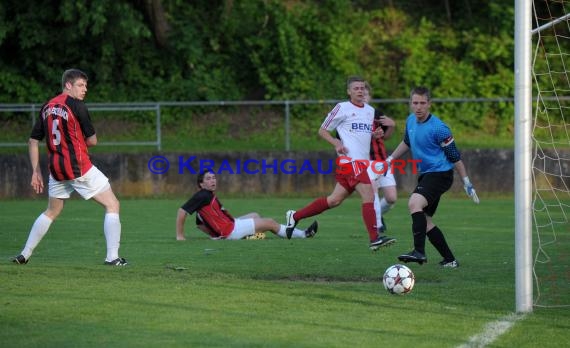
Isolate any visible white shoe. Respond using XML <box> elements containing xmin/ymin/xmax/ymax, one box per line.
<box><xmin>285</xmin><ymin>210</ymin><xmax>297</xmax><ymax>239</ymax></box>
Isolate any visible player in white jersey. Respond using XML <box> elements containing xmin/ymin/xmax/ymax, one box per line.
<box><xmin>321</xmin><ymin>99</ymin><xmax>375</xmax><ymax>161</ymax></box>
<box><xmin>284</xmin><ymin>76</ymin><xmax>396</xmax><ymax>250</ymax></box>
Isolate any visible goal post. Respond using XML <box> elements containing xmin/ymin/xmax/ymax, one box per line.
<box><xmin>514</xmin><ymin>0</ymin><xmax>533</xmax><ymax>313</ymax></box>
<box><xmin>516</xmin><ymin>0</ymin><xmax>570</xmax><ymax>311</ymax></box>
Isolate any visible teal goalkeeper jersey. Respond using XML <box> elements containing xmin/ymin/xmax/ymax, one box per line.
<box><xmin>404</xmin><ymin>113</ymin><xmax>455</xmax><ymax>174</ymax></box>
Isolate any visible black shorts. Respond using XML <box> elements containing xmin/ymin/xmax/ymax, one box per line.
<box><xmin>414</xmin><ymin>170</ymin><xmax>454</xmax><ymax>217</ymax></box>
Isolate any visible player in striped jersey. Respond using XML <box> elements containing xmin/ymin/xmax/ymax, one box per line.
<box><xmin>387</xmin><ymin>86</ymin><xmax>479</xmax><ymax>268</ymax></box>
<box><xmin>363</xmin><ymin>83</ymin><xmax>398</xmax><ymax>234</ymax></box>
<box><xmin>176</xmin><ymin>170</ymin><xmax>318</xmax><ymax>241</ymax></box>
<box><xmin>12</xmin><ymin>69</ymin><xmax>127</xmax><ymax>266</ymax></box>
<box><xmin>284</xmin><ymin>76</ymin><xmax>396</xmax><ymax>250</ymax></box>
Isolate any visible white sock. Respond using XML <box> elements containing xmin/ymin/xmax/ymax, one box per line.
<box><xmin>277</xmin><ymin>225</ymin><xmax>306</xmax><ymax>239</ymax></box>
<box><xmin>291</xmin><ymin>227</ymin><xmax>306</xmax><ymax>239</ymax></box>
<box><xmin>374</xmin><ymin>192</ymin><xmax>382</xmax><ymax>229</ymax></box>
<box><xmin>21</xmin><ymin>213</ymin><xmax>53</xmax><ymax>259</ymax></box>
<box><xmin>104</xmin><ymin>213</ymin><xmax>121</xmax><ymax>262</ymax></box>
<box><xmin>277</xmin><ymin>225</ymin><xmax>287</xmax><ymax>238</ymax></box>
<box><xmin>380</xmin><ymin>197</ymin><xmax>394</xmax><ymax>214</ymax></box>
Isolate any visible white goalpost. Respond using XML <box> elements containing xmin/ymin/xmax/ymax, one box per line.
<box><xmin>514</xmin><ymin>0</ymin><xmax>533</xmax><ymax>314</ymax></box>
<box><xmin>517</xmin><ymin>0</ymin><xmax>570</xmax><ymax>312</ymax></box>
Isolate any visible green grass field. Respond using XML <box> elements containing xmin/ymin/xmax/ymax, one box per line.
<box><xmin>1</xmin><ymin>197</ymin><xmax>569</xmax><ymax>347</ymax></box>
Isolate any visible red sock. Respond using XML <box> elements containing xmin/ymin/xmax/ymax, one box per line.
<box><xmin>294</xmin><ymin>197</ymin><xmax>329</xmax><ymax>221</ymax></box>
<box><xmin>362</xmin><ymin>202</ymin><xmax>378</xmax><ymax>241</ymax></box>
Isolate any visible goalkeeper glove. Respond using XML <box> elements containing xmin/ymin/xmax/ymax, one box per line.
<box><xmin>462</xmin><ymin>176</ymin><xmax>480</xmax><ymax>204</ymax></box>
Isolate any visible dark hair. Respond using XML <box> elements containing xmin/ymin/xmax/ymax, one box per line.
<box><xmin>410</xmin><ymin>86</ymin><xmax>431</xmax><ymax>101</ymax></box>
<box><xmin>197</xmin><ymin>170</ymin><xmax>214</xmax><ymax>187</ymax></box>
<box><xmin>61</xmin><ymin>69</ymin><xmax>88</xmax><ymax>90</ymax></box>
<box><xmin>346</xmin><ymin>75</ymin><xmax>365</xmax><ymax>89</ymax></box>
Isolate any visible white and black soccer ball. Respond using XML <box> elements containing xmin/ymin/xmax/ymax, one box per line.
<box><xmin>382</xmin><ymin>264</ymin><xmax>415</xmax><ymax>295</ymax></box>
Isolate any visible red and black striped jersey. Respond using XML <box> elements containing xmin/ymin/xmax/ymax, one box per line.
<box><xmin>181</xmin><ymin>189</ymin><xmax>235</xmax><ymax>237</ymax></box>
<box><xmin>30</xmin><ymin>93</ymin><xmax>95</xmax><ymax>181</ymax></box>
<box><xmin>370</xmin><ymin>120</ymin><xmax>388</xmax><ymax>161</ymax></box>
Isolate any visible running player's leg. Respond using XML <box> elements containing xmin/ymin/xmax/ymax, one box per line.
<box><xmin>77</xmin><ymin>166</ymin><xmax>124</xmax><ymax>265</ymax></box>
<box><xmin>17</xmin><ymin>196</ymin><xmax>65</xmax><ymax>262</ymax></box>
<box><xmin>399</xmin><ymin>172</ymin><xmax>452</xmax><ymax>264</ymax></box>
<box><xmin>371</xmin><ymin>178</ymin><xmax>383</xmax><ymax>232</ymax></box>
<box><xmin>356</xmin><ymin>171</ymin><xmax>396</xmax><ymax>250</ymax></box>
<box><xmin>92</xmin><ymin>188</ymin><xmax>123</xmax><ymax>264</ymax></box>
<box><xmin>285</xmin><ymin>183</ymin><xmax>349</xmax><ymax>238</ymax></box>
<box><xmin>377</xmin><ymin>171</ymin><xmax>397</xmax><ymax>231</ymax></box>
<box><xmin>380</xmin><ymin>185</ymin><xmax>397</xmax><ymax>211</ymax></box>
<box><xmin>354</xmin><ymin>182</ymin><xmax>375</xmax><ymax>236</ymax></box>
<box><xmin>14</xmin><ymin>175</ymin><xmax>72</xmax><ymax>263</ymax></box>
<box><xmin>425</xmin><ymin>196</ymin><xmax>458</xmax><ymax>267</ymax></box>
<box><xmin>409</xmin><ymin>192</ymin><xmax>429</xmax><ymax>254</ymax></box>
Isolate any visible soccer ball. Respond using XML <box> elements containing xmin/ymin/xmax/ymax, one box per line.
<box><xmin>382</xmin><ymin>264</ymin><xmax>415</xmax><ymax>295</ymax></box>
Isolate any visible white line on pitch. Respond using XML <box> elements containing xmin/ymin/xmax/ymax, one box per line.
<box><xmin>457</xmin><ymin>313</ymin><xmax>527</xmax><ymax>348</ymax></box>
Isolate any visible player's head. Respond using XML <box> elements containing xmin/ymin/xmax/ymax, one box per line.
<box><xmin>346</xmin><ymin>76</ymin><xmax>366</xmax><ymax>105</ymax></box>
<box><xmin>62</xmin><ymin>69</ymin><xmax>88</xmax><ymax>100</ymax></box>
<box><xmin>409</xmin><ymin>86</ymin><xmax>431</xmax><ymax>101</ymax></box>
<box><xmin>409</xmin><ymin>86</ymin><xmax>432</xmax><ymax>119</ymax></box>
<box><xmin>197</xmin><ymin>170</ymin><xmax>217</xmax><ymax>191</ymax></box>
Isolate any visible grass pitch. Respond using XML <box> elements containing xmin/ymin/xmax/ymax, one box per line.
<box><xmin>1</xmin><ymin>197</ymin><xmax>569</xmax><ymax>347</ymax></box>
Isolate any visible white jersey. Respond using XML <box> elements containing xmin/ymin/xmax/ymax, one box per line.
<box><xmin>321</xmin><ymin>101</ymin><xmax>374</xmax><ymax>161</ymax></box>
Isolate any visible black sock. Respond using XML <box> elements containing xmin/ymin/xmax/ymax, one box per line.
<box><xmin>411</xmin><ymin>212</ymin><xmax>426</xmax><ymax>254</ymax></box>
<box><xmin>427</xmin><ymin>226</ymin><xmax>455</xmax><ymax>261</ymax></box>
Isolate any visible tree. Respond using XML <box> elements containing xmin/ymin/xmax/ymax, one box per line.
<box><xmin>131</xmin><ymin>0</ymin><xmax>170</xmax><ymax>48</ymax></box>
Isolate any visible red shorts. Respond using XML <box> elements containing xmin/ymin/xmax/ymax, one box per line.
<box><xmin>335</xmin><ymin>161</ymin><xmax>371</xmax><ymax>193</ymax></box>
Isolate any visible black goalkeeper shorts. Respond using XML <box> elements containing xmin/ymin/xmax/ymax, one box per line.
<box><xmin>414</xmin><ymin>170</ymin><xmax>454</xmax><ymax>217</ymax></box>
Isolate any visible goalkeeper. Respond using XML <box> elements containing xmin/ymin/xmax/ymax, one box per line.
<box><xmin>387</xmin><ymin>86</ymin><xmax>479</xmax><ymax>268</ymax></box>
<box><xmin>176</xmin><ymin>170</ymin><xmax>318</xmax><ymax>241</ymax></box>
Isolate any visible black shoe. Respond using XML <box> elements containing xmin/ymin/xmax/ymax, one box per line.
<box><xmin>369</xmin><ymin>235</ymin><xmax>396</xmax><ymax>251</ymax></box>
<box><xmin>104</xmin><ymin>257</ymin><xmax>128</xmax><ymax>266</ymax></box>
<box><xmin>285</xmin><ymin>210</ymin><xmax>298</xmax><ymax>239</ymax></box>
<box><xmin>439</xmin><ymin>259</ymin><xmax>459</xmax><ymax>268</ymax></box>
<box><xmin>304</xmin><ymin>221</ymin><xmax>318</xmax><ymax>238</ymax></box>
<box><xmin>398</xmin><ymin>250</ymin><xmax>427</xmax><ymax>265</ymax></box>
<box><xmin>12</xmin><ymin>255</ymin><xmax>28</xmax><ymax>264</ymax></box>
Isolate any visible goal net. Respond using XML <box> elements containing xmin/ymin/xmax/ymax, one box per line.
<box><xmin>531</xmin><ymin>0</ymin><xmax>570</xmax><ymax>307</ymax></box>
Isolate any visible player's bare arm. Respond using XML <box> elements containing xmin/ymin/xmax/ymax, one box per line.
<box><xmin>318</xmin><ymin>128</ymin><xmax>347</xmax><ymax>154</ymax></box>
<box><xmin>379</xmin><ymin>115</ymin><xmax>396</xmax><ymax>139</ymax></box>
<box><xmin>389</xmin><ymin>141</ymin><xmax>410</xmax><ymax>160</ymax></box>
<box><xmin>85</xmin><ymin>134</ymin><xmax>98</xmax><ymax>147</ymax></box>
<box><xmin>453</xmin><ymin>160</ymin><xmax>468</xmax><ymax>179</ymax></box>
<box><xmin>176</xmin><ymin>208</ymin><xmax>188</xmax><ymax>240</ymax></box>
<box><xmin>28</xmin><ymin>138</ymin><xmax>44</xmax><ymax>194</ymax></box>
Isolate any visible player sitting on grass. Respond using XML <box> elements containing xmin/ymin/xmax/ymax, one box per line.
<box><xmin>176</xmin><ymin>170</ymin><xmax>318</xmax><ymax>241</ymax></box>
